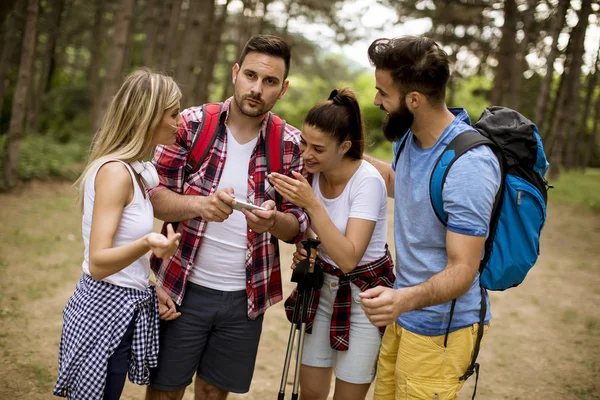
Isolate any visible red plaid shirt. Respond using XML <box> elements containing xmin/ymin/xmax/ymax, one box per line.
<box><xmin>149</xmin><ymin>98</ymin><xmax>309</xmax><ymax>319</ymax></box>
<box><xmin>285</xmin><ymin>250</ymin><xmax>395</xmax><ymax>350</ymax></box>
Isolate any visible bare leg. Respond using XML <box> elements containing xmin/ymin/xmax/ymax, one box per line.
<box><xmin>195</xmin><ymin>377</ymin><xmax>228</xmax><ymax>400</ymax></box>
<box><xmin>298</xmin><ymin>365</ymin><xmax>333</xmax><ymax>400</ymax></box>
<box><xmin>333</xmin><ymin>378</ymin><xmax>371</xmax><ymax>400</ymax></box>
<box><xmin>145</xmin><ymin>386</ymin><xmax>186</xmax><ymax>400</ymax></box>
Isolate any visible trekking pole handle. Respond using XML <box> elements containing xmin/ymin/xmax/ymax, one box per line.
<box><xmin>302</xmin><ymin>238</ymin><xmax>320</xmax><ymax>273</ymax></box>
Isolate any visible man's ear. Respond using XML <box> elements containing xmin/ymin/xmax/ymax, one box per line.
<box><xmin>278</xmin><ymin>80</ymin><xmax>290</xmax><ymax>99</ymax></box>
<box><xmin>232</xmin><ymin>63</ymin><xmax>240</xmax><ymax>85</ymax></box>
<box><xmin>408</xmin><ymin>91</ymin><xmax>422</xmax><ymax>110</ymax></box>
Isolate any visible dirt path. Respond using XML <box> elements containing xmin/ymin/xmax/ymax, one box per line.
<box><xmin>1</xmin><ymin>182</ymin><xmax>599</xmax><ymax>399</ymax></box>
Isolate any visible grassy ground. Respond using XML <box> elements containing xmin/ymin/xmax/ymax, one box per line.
<box><xmin>0</xmin><ymin>169</ymin><xmax>598</xmax><ymax>399</ymax></box>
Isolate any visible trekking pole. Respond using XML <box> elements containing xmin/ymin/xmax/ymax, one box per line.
<box><xmin>278</xmin><ymin>288</ymin><xmax>302</xmax><ymax>400</ymax></box>
<box><xmin>278</xmin><ymin>238</ymin><xmax>321</xmax><ymax>400</ymax></box>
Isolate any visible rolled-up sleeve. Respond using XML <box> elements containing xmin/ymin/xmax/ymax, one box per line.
<box><xmin>280</xmin><ymin>134</ymin><xmax>310</xmax><ymax>244</ymax></box>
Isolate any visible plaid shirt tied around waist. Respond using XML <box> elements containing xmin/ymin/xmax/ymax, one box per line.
<box><xmin>285</xmin><ymin>249</ymin><xmax>395</xmax><ymax>351</ymax></box>
<box><xmin>53</xmin><ymin>274</ymin><xmax>159</xmax><ymax>399</ymax></box>
<box><xmin>149</xmin><ymin>98</ymin><xmax>309</xmax><ymax>320</ymax></box>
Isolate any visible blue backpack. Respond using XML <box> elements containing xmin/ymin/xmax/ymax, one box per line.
<box><xmin>395</xmin><ymin>106</ymin><xmax>551</xmax><ymax>397</ymax></box>
<box><xmin>395</xmin><ymin>106</ymin><xmax>550</xmax><ymax>291</ymax></box>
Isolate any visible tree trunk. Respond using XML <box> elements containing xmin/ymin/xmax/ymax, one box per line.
<box><xmin>534</xmin><ymin>0</ymin><xmax>569</xmax><ymax>131</ymax></box>
<box><xmin>143</xmin><ymin>0</ymin><xmax>158</xmax><ymax>68</ymax></box>
<box><xmin>26</xmin><ymin>0</ymin><xmax>64</xmax><ymax>131</ymax></box>
<box><xmin>154</xmin><ymin>0</ymin><xmax>173</xmax><ymax>70</ymax></box>
<box><xmin>582</xmin><ymin>89</ymin><xmax>600</xmax><ymax>170</ymax></box>
<box><xmin>509</xmin><ymin>0</ymin><xmax>535</xmax><ymax>110</ymax></box>
<box><xmin>221</xmin><ymin>0</ymin><xmax>252</xmax><ymax>100</ymax></box>
<box><xmin>159</xmin><ymin>0</ymin><xmax>183</xmax><ymax>73</ymax></box>
<box><xmin>196</xmin><ymin>0</ymin><xmax>229</xmax><ymax>105</ymax></box>
<box><xmin>0</xmin><ymin>0</ymin><xmax>18</xmax><ymax>53</ymax></box>
<box><xmin>574</xmin><ymin>42</ymin><xmax>600</xmax><ymax>170</ymax></box>
<box><xmin>89</xmin><ymin>0</ymin><xmax>105</xmax><ymax>127</ymax></box>
<box><xmin>0</xmin><ymin>0</ymin><xmax>27</xmax><ymax>123</ymax></box>
<box><xmin>175</xmin><ymin>0</ymin><xmax>210</xmax><ymax>107</ymax></box>
<box><xmin>3</xmin><ymin>0</ymin><xmax>38</xmax><ymax>189</ymax></box>
<box><xmin>95</xmin><ymin>0</ymin><xmax>135</xmax><ymax>131</ymax></box>
<box><xmin>546</xmin><ymin>0</ymin><xmax>592</xmax><ymax>179</ymax></box>
<box><xmin>490</xmin><ymin>0</ymin><xmax>517</xmax><ymax>106</ymax></box>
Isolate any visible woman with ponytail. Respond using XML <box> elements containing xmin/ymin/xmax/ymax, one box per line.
<box><xmin>269</xmin><ymin>88</ymin><xmax>394</xmax><ymax>400</ymax></box>
<box><xmin>53</xmin><ymin>69</ymin><xmax>183</xmax><ymax>400</ymax></box>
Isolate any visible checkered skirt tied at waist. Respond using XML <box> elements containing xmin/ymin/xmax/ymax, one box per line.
<box><xmin>53</xmin><ymin>274</ymin><xmax>159</xmax><ymax>399</ymax></box>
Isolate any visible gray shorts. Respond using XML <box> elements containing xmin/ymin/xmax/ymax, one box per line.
<box><xmin>149</xmin><ymin>282</ymin><xmax>264</xmax><ymax>393</ymax></box>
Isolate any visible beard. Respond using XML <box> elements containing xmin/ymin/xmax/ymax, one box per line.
<box><xmin>382</xmin><ymin>102</ymin><xmax>414</xmax><ymax>142</ymax></box>
<box><xmin>233</xmin><ymin>90</ymin><xmax>275</xmax><ymax>118</ymax></box>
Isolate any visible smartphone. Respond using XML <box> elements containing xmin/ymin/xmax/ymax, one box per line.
<box><xmin>232</xmin><ymin>199</ymin><xmax>267</xmax><ymax>212</ymax></box>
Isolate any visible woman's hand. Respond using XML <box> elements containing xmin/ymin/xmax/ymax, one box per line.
<box><xmin>268</xmin><ymin>171</ymin><xmax>319</xmax><ymax>212</ymax></box>
<box><xmin>291</xmin><ymin>242</ymin><xmax>318</xmax><ymax>270</ymax></box>
<box><xmin>147</xmin><ymin>224</ymin><xmax>181</xmax><ymax>259</ymax></box>
<box><xmin>155</xmin><ymin>284</ymin><xmax>181</xmax><ymax>321</ymax></box>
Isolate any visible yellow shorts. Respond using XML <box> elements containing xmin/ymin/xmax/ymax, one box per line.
<box><xmin>374</xmin><ymin>323</ymin><xmax>489</xmax><ymax>400</ymax></box>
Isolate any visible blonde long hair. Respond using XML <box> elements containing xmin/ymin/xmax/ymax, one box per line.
<box><xmin>75</xmin><ymin>68</ymin><xmax>181</xmax><ymax>207</ymax></box>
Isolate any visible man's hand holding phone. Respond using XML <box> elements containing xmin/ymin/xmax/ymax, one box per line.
<box><xmin>242</xmin><ymin>199</ymin><xmax>277</xmax><ymax>234</ymax></box>
<box><xmin>198</xmin><ymin>188</ymin><xmax>235</xmax><ymax>222</ymax></box>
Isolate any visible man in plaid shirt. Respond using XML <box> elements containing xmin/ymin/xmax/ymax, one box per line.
<box><xmin>146</xmin><ymin>35</ymin><xmax>309</xmax><ymax>400</ymax></box>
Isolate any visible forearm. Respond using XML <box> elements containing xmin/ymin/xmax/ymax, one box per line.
<box><xmin>363</xmin><ymin>154</ymin><xmax>395</xmax><ymax>198</ymax></box>
<box><xmin>269</xmin><ymin>211</ymin><xmax>300</xmax><ymax>242</ymax></box>
<box><xmin>398</xmin><ymin>262</ymin><xmax>478</xmax><ymax>312</ymax></box>
<box><xmin>151</xmin><ymin>188</ymin><xmax>202</xmax><ymax>222</ymax></box>
<box><xmin>89</xmin><ymin>236</ymin><xmax>150</xmax><ymax>280</ymax></box>
<box><xmin>307</xmin><ymin>204</ymin><xmax>360</xmax><ymax>273</ymax></box>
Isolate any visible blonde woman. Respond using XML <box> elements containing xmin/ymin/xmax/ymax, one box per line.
<box><xmin>53</xmin><ymin>69</ymin><xmax>182</xmax><ymax>400</ymax></box>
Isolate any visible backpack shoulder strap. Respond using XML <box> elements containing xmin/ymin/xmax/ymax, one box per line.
<box><xmin>393</xmin><ymin>131</ymin><xmax>410</xmax><ymax>168</ymax></box>
<box><xmin>186</xmin><ymin>102</ymin><xmax>224</xmax><ymax>176</ymax></box>
<box><xmin>429</xmin><ymin>130</ymin><xmax>496</xmax><ymax>225</ymax></box>
<box><xmin>265</xmin><ymin>111</ymin><xmax>285</xmax><ymax>174</ymax></box>
<box><xmin>264</xmin><ymin>112</ymin><xmax>286</xmax><ymax>209</ymax></box>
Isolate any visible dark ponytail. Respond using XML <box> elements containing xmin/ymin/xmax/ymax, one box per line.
<box><xmin>304</xmin><ymin>88</ymin><xmax>365</xmax><ymax>160</ymax></box>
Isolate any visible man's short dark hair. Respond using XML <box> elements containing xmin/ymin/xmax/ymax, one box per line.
<box><xmin>368</xmin><ymin>36</ymin><xmax>450</xmax><ymax>104</ymax></box>
<box><xmin>238</xmin><ymin>35</ymin><xmax>292</xmax><ymax>79</ymax></box>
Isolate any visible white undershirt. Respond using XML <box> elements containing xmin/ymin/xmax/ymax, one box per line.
<box><xmin>188</xmin><ymin>128</ymin><xmax>258</xmax><ymax>291</ymax></box>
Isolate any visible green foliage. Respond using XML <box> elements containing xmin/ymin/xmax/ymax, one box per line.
<box><xmin>353</xmin><ymin>72</ymin><xmax>385</xmax><ymax>149</ymax></box>
<box><xmin>451</xmin><ymin>74</ymin><xmax>493</xmax><ymax>122</ymax></box>
<box><xmin>0</xmin><ymin>132</ymin><xmax>90</xmax><ymax>188</ymax></box>
<box><xmin>38</xmin><ymin>85</ymin><xmax>92</xmax><ymax>142</ymax></box>
<box><xmin>274</xmin><ymin>70</ymin><xmax>386</xmax><ymax>151</ymax></box>
<box><xmin>366</xmin><ymin>140</ymin><xmax>393</xmax><ymax>162</ymax></box>
<box><xmin>549</xmin><ymin>168</ymin><xmax>600</xmax><ymax>212</ymax></box>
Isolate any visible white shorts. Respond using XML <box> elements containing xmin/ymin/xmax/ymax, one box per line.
<box><xmin>301</xmin><ymin>273</ymin><xmax>381</xmax><ymax>384</ymax></box>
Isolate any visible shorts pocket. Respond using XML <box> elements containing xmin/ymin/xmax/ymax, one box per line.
<box><xmin>406</xmin><ymin>377</ymin><xmax>460</xmax><ymax>400</ymax></box>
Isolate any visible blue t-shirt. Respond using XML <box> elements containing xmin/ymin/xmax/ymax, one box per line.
<box><xmin>392</xmin><ymin>108</ymin><xmax>501</xmax><ymax>336</ymax></box>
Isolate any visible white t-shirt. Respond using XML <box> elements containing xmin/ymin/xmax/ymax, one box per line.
<box><xmin>189</xmin><ymin>128</ymin><xmax>258</xmax><ymax>291</ymax></box>
<box><xmin>82</xmin><ymin>160</ymin><xmax>154</xmax><ymax>290</ymax></box>
<box><xmin>312</xmin><ymin>160</ymin><xmax>388</xmax><ymax>267</ymax></box>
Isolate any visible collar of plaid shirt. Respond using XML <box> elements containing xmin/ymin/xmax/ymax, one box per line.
<box><xmin>150</xmin><ymin>98</ymin><xmax>309</xmax><ymax>320</ymax></box>
<box><xmin>284</xmin><ymin>250</ymin><xmax>395</xmax><ymax>351</ymax></box>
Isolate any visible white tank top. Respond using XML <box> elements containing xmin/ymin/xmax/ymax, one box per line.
<box><xmin>81</xmin><ymin>160</ymin><xmax>154</xmax><ymax>290</ymax></box>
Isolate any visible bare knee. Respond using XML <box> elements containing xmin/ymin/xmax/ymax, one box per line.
<box><xmin>300</xmin><ymin>384</ymin><xmax>329</xmax><ymax>400</ymax></box>
<box><xmin>145</xmin><ymin>386</ymin><xmax>186</xmax><ymax>400</ymax></box>
<box><xmin>195</xmin><ymin>378</ymin><xmax>228</xmax><ymax>400</ymax></box>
